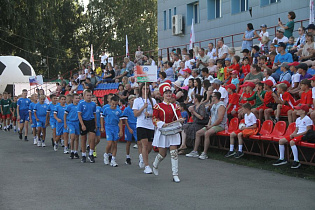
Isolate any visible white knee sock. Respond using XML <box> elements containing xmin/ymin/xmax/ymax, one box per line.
<box><xmin>238</xmin><ymin>145</ymin><xmax>243</xmax><ymax>152</ymax></box>
<box><xmin>291</xmin><ymin>145</ymin><xmax>299</xmax><ymax>162</ymax></box>
<box><xmin>279</xmin><ymin>145</ymin><xmax>285</xmax><ymax>160</ymax></box>
<box><xmin>230</xmin><ymin>145</ymin><xmax>234</xmax><ymax>152</ymax></box>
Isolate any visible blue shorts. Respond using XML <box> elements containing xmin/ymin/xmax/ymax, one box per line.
<box><xmin>36</xmin><ymin>118</ymin><xmax>46</xmax><ymax>128</ymax></box>
<box><xmin>105</xmin><ymin>126</ymin><xmax>119</xmax><ymax>141</ymax></box>
<box><xmin>50</xmin><ymin>119</ymin><xmax>56</xmax><ymax>129</ymax></box>
<box><xmin>56</xmin><ymin>122</ymin><xmax>68</xmax><ymax>136</ymax></box>
<box><xmin>20</xmin><ymin>111</ymin><xmax>29</xmax><ymax>123</ymax></box>
<box><xmin>67</xmin><ymin>121</ymin><xmax>80</xmax><ymax>135</ymax></box>
<box><xmin>95</xmin><ymin>127</ymin><xmax>101</xmax><ymax>137</ymax></box>
<box><xmin>125</xmin><ymin>123</ymin><xmax>137</xmax><ymax>141</ymax></box>
<box><xmin>31</xmin><ymin>117</ymin><xmax>37</xmax><ymax>128</ymax></box>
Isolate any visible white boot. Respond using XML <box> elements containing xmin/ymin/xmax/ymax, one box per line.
<box><xmin>152</xmin><ymin>153</ymin><xmax>164</xmax><ymax>176</ymax></box>
<box><xmin>170</xmin><ymin>150</ymin><xmax>180</xmax><ymax>183</ymax></box>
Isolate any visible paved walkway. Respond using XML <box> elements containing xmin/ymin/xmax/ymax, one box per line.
<box><xmin>0</xmin><ymin>128</ymin><xmax>315</xmax><ymax>210</ymax></box>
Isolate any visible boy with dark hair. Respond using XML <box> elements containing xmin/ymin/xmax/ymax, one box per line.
<box><xmin>46</xmin><ymin>94</ymin><xmax>58</xmax><ymax>147</ymax></box>
<box><xmin>78</xmin><ymin>89</ymin><xmax>97</xmax><ymax>163</ymax></box>
<box><xmin>53</xmin><ymin>95</ymin><xmax>67</xmax><ymax>152</ymax></box>
<box><xmin>91</xmin><ymin>95</ymin><xmax>101</xmax><ymax>158</ymax></box>
<box><xmin>17</xmin><ymin>89</ymin><xmax>31</xmax><ymax>140</ymax></box>
<box><xmin>101</xmin><ymin>95</ymin><xmax>123</xmax><ymax>167</ymax></box>
<box><xmin>240</xmin><ymin>57</ymin><xmax>250</xmax><ymax>77</ymax></box>
<box><xmin>1</xmin><ymin>92</ymin><xmax>12</xmax><ymax>131</ymax></box>
<box><xmin>29</xmin><ymin>94</ymin><xmax>38</xmax><ymax>144</ymax></box>
<box><xmin>34</xmin><ymin>95</ymin><xmax>48</xmax><ymax>147</ymax></box>
<box><xmin>226</xmin><ymin>84</ymin><xmax>239</xmax><ymax>117</ymax></box>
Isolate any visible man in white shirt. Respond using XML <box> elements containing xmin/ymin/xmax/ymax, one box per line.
<box><xmin>184</xmin><ymin>54</ymin><xmax>192</xmax><ymax>69</ymax></box>
<box><xmin>211</xmin><ymin>78</ymin><xmax>228</xmax><ymax>105</ymax></box>
<box><xmin>215</xmin><ymin>40</ymin><xmax>229</xmax><ymax>61</ymax></box>
<box><xmin>173</xmin><ymin>54</ymin><xmax>181</xmax><ymax>72</ymax></box>
<box><xmin>182</xmin><ymin>68</ymin><xmax>193</xmax><ymax>86</ymax></box>
<box><xmin>196</xmin><ymin>48</ymin><xmax>210</xmax><ymax>70</ymax></box>
<box><xmin>101</xmin><ymin>51</ymin><xmax>108</xmax><ymax>70</ymax></box>
<box><xmin>207</xmin><ymin>43</ymin><xmax>217</xmax><ymax>60</ymax></box>
<box><xmin>272</xmin><ymin>28</ymin><xmax>289</xmax><ymax>44</ymax></box>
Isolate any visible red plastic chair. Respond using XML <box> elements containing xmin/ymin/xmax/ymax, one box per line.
<box><xmin>216</xmin><ymin>117</ymin><xmax>239</xmax><ymax>136</ymax></box>
<box><xmin>272</xmin><ymin>122</ymin><xmax>296</xmax><ymax>142</ymax></box>
<box><xmin>261</xmin><ymin>121</ymin><xmax>287</xmax><ymax>141</ymax></box>
<box><xmin>250</xmin><ymin>120</ymin><xmax>273</xmax><ymax>140</ymax></box>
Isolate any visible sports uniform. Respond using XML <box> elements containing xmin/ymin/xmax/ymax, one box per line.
<box><xmin>1</xmin><ymin>98</ymin><xmax>11</xmax><ymax>119</ymax></box>
<box><xmin>47</xmin><ymin>103</ymin><xmax>58</xmax><ymax>129</ymax></box>
<box><xmin>65</xmin><ymin>103</ymin><xmax>80</xmax><ymax>135</ymax></box>
<box><xmin>29</xmin><ymin>102</ymin><xmax>37</xmax><ymax>128</ymax></box>
<box><xmin>122</xmin><ymin>106</ymin><xmax>137</xmax><ymax>141</ymax></box>
<box><xmin>102</xmin><ymin>106</ymin><xmax>122</xmax><ymax>141</ymax></box>
<box><xmin>17</xmin><ymin>97</ymin><xmax>31</xmax><ymax>123</ymax></box>
<box><xmin>54</xmin><ymin>104</ymin><xmax>67</xmax><ymax>136</ymax></box>
<box><xmin>34</xmin><ymin>103</ymin><xmax>48</xmax><ymax>128</ymax></box>
<box><xmin>77</xmin><ymin>101</ymin><xmax>96</xmax><ymax>135</ymax></box>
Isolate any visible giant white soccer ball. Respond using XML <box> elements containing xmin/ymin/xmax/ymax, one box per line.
<box><xmin>0</xmin><ymin>56</ymin><xmax>36</xmax><ymax>93</ymax></box>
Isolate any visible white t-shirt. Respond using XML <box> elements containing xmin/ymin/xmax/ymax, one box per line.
<box><xmin>244</xmin><ymin>112</ymin><xmax>257</xmax><ymax>127</ymax></box>
<box><xmin>132</xmin><ymin>97</ymin><xmax>156</xmax><ymax>130</ymax></box>
<box><xmin>151</xmin><ymin>60</ymin><xmax>156</xmax><ymax>66</ymax></box>
<box><xmin>101</xmin><ymin>55</ymin><xmax>108</xmax><ymax>65</ymax></box>
<box><xmin>263</xmin><ymin>76</ymin><xmax>276</xmax><ymax>86</ymax></box>
<box><xmin>218</xmin><ymin>45</ymin><xmax>229</xmax><ymax>59</ymax></box>
<box><xmin>207</xmin><ymin>48</ymin><xmax>217</xmax><ymax>60</ymax></box>
<box><xmin>312</xmin><ymin>87</ymin><xmax>315</xmax><ymax>99</ymax></box>
<box><xmin>272</xmin><ymin>36</ymin><xmax>289</xmax><ymax>44</ymax></box>
<box><xmin>214</xmin><ymin>86</ymin><xmax>228</xmax><ymax>105</ymax></box>
<box><xmin>173</xmin><ymin>59</ymin><xmax>181</xmax><ymax>71</ymax></box>
<box><xmin>291</xmin><ymin>73</ymin><xmax>301</xmax><ymax>88</ymax></box>
<box><xmin>185</xmin><ymin>60</ymin><xmax>192</xmax><ymax>69</ymax></box>
<box><xmin>296</xmin><ymin>116</ymin><xmax>313</xmax><ymax>134</ymax></box>
<box><xmin>259</xmin><ymin>31</ymin><xmax>269</xmax><ymax>47</ymax></box>
<box><xmin>187</xmin><ymin>88</ymin><xmax>194</xmax><ymax>102</ymax></box>
<box><xmin>183</xmin><ymin>75</ymin><xmax>193</xmax><ymax>86</ymax></box>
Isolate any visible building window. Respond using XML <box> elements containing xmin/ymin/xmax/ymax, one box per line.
<box><xmin>169</xmin><ymin>9</ymin><xmax>172</xmax><ymax>29</ymax></box>
<box><xmin>231</xmin><ymin>0</ymin><xmax>248</xmax><ymax>14</ymax></box>
<box><xmin>163</xmin><ymin>10</ymin><xmax>167</xmax><ymax>30</ymax></box>
<box><xmin>187</xmin><ymin>1</ymin><xmax>199</xmax><ymax>25</ymax></box>
<box><xmin>261</xmin><ymin>0</ymin><xmax>280</xmax><ymax>7</ymax></box>
<box><xmin>174</xmin><ymin>7</ymin><xmax>176</xmax><ymax>15</ymax></box>
<box><xmin>207</xmin><ymin>0</ymin><xmax>221</xmax><ymax>20</ymax></box>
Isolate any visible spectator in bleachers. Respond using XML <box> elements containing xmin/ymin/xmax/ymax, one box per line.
<box><xmin>241</xmin><ymin>49</ymin><xmax>253</xmax><ymax>64</ymax></box>
<box><xmin>117</xmin><ymin>84</ymin><xmax>125</xmax><ymax>99</ymax></box>
<box><xmin>260</xmin><ymin>36</ymin><xmax>270</xmax><ymax>55</ymax></box>
<box><xmin>134</xmin><ymin>46</ymin><xmax>143</xmax><ymax>64</ymax></box>
<box><xmin>226</xmin><ymin>84</ymin><xmax>239</xmax><ymax>118</ymax></box>
<box><xmin>158</xmin><ymin>72</ymin><xmax>167</xmax><ymax>84</ymax></box>
<box><xmin>309</xmin><ymin>76</ymin><xmax>315</xmax><ymax>124</ymax></box>
<box><xmin>279</xmin><ymin>63</ymin><xmax>292</xmax><ymax>83</ymax></box>
<box><xmin>164</xmin><ymin>61</ymin><xmax>175</xmax><ymax>82</ymax></box>
<box><xmin>292</xmin><ymin>27</ymin><xmax>306</xmax><ymax>53</ymax></box>
<box><xmin>297</xmin><ymin>33</ymin><xmax>315</xmax><ymax>62</ymax></box>
<box><xmin>82</xmin><ymin>78</ymin><xmax>94</xmax><ymax>92</ymax></box>
<box><xmin>158</xmin><ymin>56</ymin><xmax>163</xmax><ymax>70</ymax></box>
<box><xmin>259</xmin><ymin>24</ymin><xmax>269</xmax><ymax>48</ymax></box>
<box><xmin>238</xmin><ymin>82</ymin><xmax>255</xmax><ymax>119</ymax></box>
<box><xmin>178</xmin><ymin>94</ymin><xmax>207</xmax><ymax>153</ymax></box>
<box><xmin>278</xmin><ymin>11</ymin><xmax>296</xmax><ymax>38</ymax></box>
<box><xmin>306</xmin><ymin>23</ymin><xmax>315</xmax><ymax>36</ymax></box>
<box><xmin>242</xmin><ymin>23</ymin><xmax>259</xmax><ymax>51</ymax></box>
<box><xmin>122</xmin><ymin>84</ymin><xmax>134</xmax><ymax>103</ymax></box>
<box><xmin>240</xmin><ymin>57</ymin><xmax>250</xmax><ymax>77</ymax></box>
<box><xmin>196</xmin><ymin>48</ymin><xmax>210</xmax><ymax>70</ymax></box>
<box><xmin>191</xmin><ymin>69</ymin><xmax>201</xmax><ymax>80</ymax></box>
<box><xmin>211</xmin><ymin>78</ymin><xmax>228</xmax><ymax>105</ymax></box>
<box><xmin>245</xmin><ymin>82</ymin><xmax>265</xmax><ymax>110</ymax></box>
<box><xmin>226</xmin><ymin>103</ymin><xmax>257</xmax><ymax>158</ymax></box>
<box><xmin>228</xmin><ymin>47</ymin><xmax>236</xmax><ymax>59</ymax></box>
<box><xmin>225</xmin><ymin>56</ymin><xmax>240</xmax><ymax>83</ymax></box>
<box><xmin>201</xmin><ymin>68</ymin><xmax>214</xmax><ymax>82</ymax></box>
<box><xmin>263</xmin><ymin>68</ymin><xmax>276</xmax><ymax>86</ymax></box>
<box><xmin>255</xmin><ymin>80</ymin><xmax>275</xmax><ymax>122</ymax></box>
<box><xmin>288</xmin><ymin>79</ymin><xmax>312</xmax><ymax>124</ymax></box>
<box><xmin>215</xmin><ymin>40</ymin><xmax>229</xmax><ymax>62</ymax></box>
<box><xmin>207</xmin><ymin>43</ymin><xmax>217</xmax><ymax>60</ymax></box>
<box><xmin>288</xmin><ymin>62</ymin><xmax>301</xmax><ymax>95</ymax></box>
<box><xmin>172</xmin><ymin>54</ymin><xmax>181</xmax><ymax>73</ymax></box>
<box><xmin>124</xmin><ymin>57</ymin><xmax>135</xmax><ymax>75</ymax></box>
<box><xmin>100</xmin><ymin>51</ymin><xmax>107</xmax><ymax>70</ymax></box>
<box><xmin>207</xmin><ymin>59</ymin><xmax>217</xmax><ymax>76</ymax></box>
<box><xmin>216</xmin><ymin>60</ymin><xmax>225</xmax><ymax>82</ymax></box>
<box><xmin>185</xmin><ymin>78</ymin><xmax>195</xmax><ymax>104</ymax></box>
<box><xmin>244</xmin><ymin>64</ymin><xmax>264</xmax><ymax>83</ymax></box>
<box><xmin>223</xmin><ymin>58</ymin><xmax>232</xmax><ymax>82</ymax></box>
<box><xmin>103</xmin><ymin>63</ymin><xmax>115</xmax><ymax>83</ymax></box>
<box><xmin>273</xmin><ymin>104</ymin><xmax>313</xmax><ymax>169</ymax></box>
<box><xmin>176</xmin><ymin>61</ymin><xmax>186</xmax><ymax>82</ymax></box>
<box><xmin>251</xmin><ymin>46</ymin><xmax>260</xmax><ymax>64</ymax></box>
<box><xmin>298</xmin><ymin>63</ymin><xmax>313</xmax><ymax>80</ymax></box>
<box><xmin>258</xmin><ymin>55</ymin><xmax>268</xmax><ymax>69</ymax></box>
<box><xmin>186</xmin><ymin>92</ymin><xmax>226</xmax><ymax>160</ymax></box>
<box><xmin>273</xmin><ymin>83</ymin><xmax>296</xmax><ymax>123</ymax></box>
<box><xmin>286</xmin><ymin>36</ymin><xmax>295</xmax><ymax>52</ymax></box>
<box><xmin>173</xmin><ymin>81</ymin><xmax>187</xmax><ymax>103</ymax></box>
<box><xmin>184</xmin><ymin>54</ymin><xmax>193</xmax><ymax>69</ymax></box>
<box><xmin>267</xmin><ymin>52</ymin><xmax>276</xmax><ymax>69</ymax></box>
<box><xmin>90</xmin><ymin>72</ymin><xmax>99</xmax><ymax>87</ymax></box>
<box><xmin>193</xmin><ymin>78</ymin><xmax>203</xmax><ymax>96</ymax></box>
<box><xmin>181</xmin><ymin>48</ymin><xmax>188</xmax><ymax>61</ymax></box>
<box><xmin>201</xmin><ymin>80</ymin><xmax>212</xmax><ymax>103</ymax></box>
<box><xmin>79</xmin><ymin>70</ymin><xmax>86</xmax><ymax>84</ymax></box>
<box><xmin>115</xmin><ymin>62</ymin><xmax>129</xmax><ymax>82</ymax></box>
<box><xmin>231</xmin><ymin>70</ymin><xmax>240</xmax><ymax>91</ymax></box>
<box><xmin>272</xmin><ymin>28</ymin><xmax>289</xmax><ymax>44</ymax></box>
<box><xmin>272</xmin><ymin>42</ymin><xmax>293</xmax><ymax>81</ymax></box>
<box><xmin>268</xmin><ymin>43</ymin><xmax>277</xmax><ymax>56</ymax></box>
<box><xmin>70</xmin><ymin>81</ymin><xmax>78</xmax><ymax>94</ymax></box>
<box><xmin>179</xmin><ymin>103</ymin><xmax>189</xmax><ymax>124</ymax></box>
<box><xmin>182</xmin><ymin>68</ymin><xmax>193</xmax><ymax>86</ymax></box>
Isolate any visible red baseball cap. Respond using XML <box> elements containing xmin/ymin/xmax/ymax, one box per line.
<box><xmin>226</xmin><ymin>84</ymin><xmax>236</xmax><ymax>90</ymax></box>
<box><xmin>182</xmin><ymin>68</ymin><xmax>192</xmax><ymax>74</ymax></box>
<box><xmin>294</xmin><ymin>104</ymin><xmax>309</xmax><ymax>113</ymax></box>
<box><xmin>261</xmin><ymin>80</ymin><xmax>273</xmax><ymax>87</ymax></box>
<box><xmin>240</xmin><ymin>82</ymin><xmax>255</xmax><ymax>88</ymax></box>
<box><xmin>308</xmin><ymin>75</ymin><xmax>315</xmax><ymax>81</ymax></box>
<box><xmin>277</xmin><ymin>80</ymin><xmax>290</xmax><ymax>88</ymax></box>
<box><xmin>288</xmin><ymin>61</ymin><xmax>300</xmax><ymax>67</ymax></box>
<box><xmin>231</xmin><ymin>70</ymin><xmax>238</xmax><ymax>74</ymax></box>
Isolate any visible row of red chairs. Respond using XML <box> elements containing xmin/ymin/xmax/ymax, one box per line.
<box><xmin>94</xmin><ymin>89</ymin><xmax>118</xmax><ymax>97</ymax></box>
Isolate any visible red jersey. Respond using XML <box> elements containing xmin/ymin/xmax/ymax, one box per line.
<box><xmin>241</xmin><ymin>64</ymin><xmax>250</xmax><ymax>77</ymax></box>
<box><xmin>227</xmin><ymin>93</ymin><xmax>240</xmax><ymax>113</ymax></box>
<box><xmin>281</xmin><ymin>92</ymin><xmax>296</xmax><ymax>108</ymax></box>
<box><xmin>241</xmin><ymin>91</ymin><xmax>255</xmax><ymax>106</ymax></box>
<box><xmin>300</xmin><ymin>89</ymin><xmax>312</xmax><ymax>105</ymax></box>
<box><xmin>152</xmin><ymin>102</ymin><xmax>182</xmax><ymax>126</ymax></box>
<box><xmin>263</xmin><ymin>91</ymin><xmax>274</xmax><ymax>105</ymax></box>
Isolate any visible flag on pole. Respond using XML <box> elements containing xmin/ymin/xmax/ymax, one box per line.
<box><xmin>126</xmin><ymin>35</ymin><xmax>129</xmax><ymax>57</ymax></box>
<box><xmin>189</xmin><ymin>19</ymin><xmax>195</xmax><ymax>50</ymax></box>
<box><xmin>90</xmin><ymin>44</ymin><xmax>95</xmax><ymax>70</ymax></box>
<box><xmin>310</xmin><ymin>0</ymin><xmax>314</xmax><ymax>24</ymax></box>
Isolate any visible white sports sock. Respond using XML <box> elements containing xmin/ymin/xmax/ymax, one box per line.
<box><xmin>89</xmin><ymin>149</ymin><xmax>94</xmax><ymax>156</ymax></box>
<box><xmin>74</xmin><ymin>151</ymin><xmax>78</xmax><ymax>154</ymax></box>
<box><xmin>82</xmin><ymin>152</ymin><xmax>86</xmax><ymax>157</ymax></box>
<box><xmin>238</xmin><ymin>145</ymin><xmax>243</xmax><ymax>152</ymax></box>
<box><xmin>14</xmin><ymin>126</ymin><xmax>16</xmax><ymax>130</ymax></box>
<box><xmin>279</xmin><ymin>145</ymin><xmax>285</xmax><ymax>160</ymax></box>
<box><xmin>109</xmin><ymin>153</ymin><xmax>112</xmax><ymax>156</ymax></box>
<box><xmin>291</xmin><ymin>145</ymin><xmax>299</xmax><ymax>161</ymax></box>
<box><xmin>230</xmin><ymin>145</ymin><xmax>234</xmax><ymax>152</ymax></box>
<box><xmin>71</xmin><ymin>150</ymin><xmax>74</xmax><ymax>153</ymax></box>
<box><xmin>112</xmin><ymin>156</ymin><xmax>116</xmax><ymax>160</ymax></box>
<box><xmin>126</xmin><ymin>155</ymin><xmax>130</xmax><ymax>158</ymax></box>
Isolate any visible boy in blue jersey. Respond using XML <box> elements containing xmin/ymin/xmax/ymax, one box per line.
<box><xmin>92</xmin><ymin>96</ymin><xmax>102</xmax><ymax>158</ymax></box>
<box><xmin>34</xmin><ymin>95</ymin><xmax>48</xmax><ymax>147</ymax></box>
<box><xmin>28</xmin><ymin>94</ymin><xmax>38</xmax><ymax>144</ymax></box>
<box><xmin>64</xmin><ymin>93</ymin><xmax>80</xmax><ymax>159</ymax></box>
<box><xmin>53</xmin><ymin>95</ymin><xmax>67</xmax><ymax>152</ymax></box>
<box><xmin>17</xmin><ymin>89</ymin><xmax>31</xmax><ymax>141</ymax></box>
<box><xmin>101</xmin><ymin>95</ymin><xmax>123</xmax><ymax>167</ymax></box>
<box><xmin>46</xmin><ymin>94</ymin><xmax>58</xmax><ymax>147</ymax></box>
<box><xmin>121</xmin><ymin>95</ymin><xmax>137</xmax><ymax>165</ymax></box>
<box><xmin>78</xmin><ymin>89</ymin><xmax>97</xmax><ymax>163</ymax></box>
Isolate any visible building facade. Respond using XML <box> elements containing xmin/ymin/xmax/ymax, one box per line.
<box><xmin>158</xmin><ymin>0</ymin><xmax>310</xmax><ymax>51</ymax></box>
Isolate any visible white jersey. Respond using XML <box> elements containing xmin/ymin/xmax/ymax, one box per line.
<box><xmin>132</xmin><ymin>97</ymin><xmax>156</xmax><ymax>130</ymax></box>
<box><xmin>296</xmin><ymin>116</ymin><xmax>313</xmax><ymax>135</ymax></box>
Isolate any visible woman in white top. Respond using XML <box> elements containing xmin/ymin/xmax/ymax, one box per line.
<box><xmin>259</xmin><ymin>24</ymin><xmax>269</xmax><ymax>47</ymax></box>
<box><xmin>135</xmin><ymin>46</ymin><xmax>143</xmax><ymax>63</ymax></box>
<box><xmin>185</xmin><ymin>78</ymin><xmax>195</xmax><ymax>104</ymax></box>
<box><xmin>132</xmin><ymin>83</ymin><xmax>157</xmax><ymax>174</ymax></box>
<box><xmin>297</xmin><ymin>33</ymin><xmax>315</xmax><ymax>62</ymax></box>
<box><xmin>193</xmin><ymin>78</ymin><xmax>204</xmax><ymax>96</ymax></box>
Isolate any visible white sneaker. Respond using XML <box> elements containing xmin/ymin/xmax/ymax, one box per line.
<box><xmin>153</xmin><ymin>166</ymin><xmax>158</xmax><ymax>176</ymax></box>
<box><xmin>110</xmin><ymin>159</ymin><xmax>118</xmax><ymax>167</ymax></box>
<box><xmin>103</xmin><ymin>153</ymin><xmax>109</xmax><ymax>165</ymax></box>
<box><xmin>198</xmin><ymin>152</ymin><xmax>209</xmax><ymax>160</ymax></box>
<box><xmin>185</xmin><ymin>151</ymin><xmax>199</xmax><ymax>158</ymax></box>
<box><xmin>37</xmin><ymin>140</ymin><xmax>42</xmax><ymax>147</ymax></box>
<box><xmin>133</xmin><ymin>144</ymin><xmax>138</xmax><ymax>149</ymax></box>
<box><xmin>144</xmin><ymin>166</ymin><xmax>153</xmax><ymax>174</ymax></box>
<box><xmin>173</xmin><ymin>175</ymin><xmax>180</xmax><ymax>183</ymax></box>
<box><xmin>41</xmin><ymin>142</ymin><xmax>46</xmax><ymax>147</ymax></box>
<box><xmin>61</xmin><ymin>140</ymin><xmax>64</xmax><ymax>147</ymax></box>
<box><xmin>54</xmin><ymin>144</ymin><xmax>58</xmax><ymax>151</ymax></box>
<box><xmin>64</xmin><ymin>148</ymin><xmax>69</xmax><ymax>154</ymax></box>
<box><xmin>33</xmin><ymin>137</ymin><xmax>38</xmax><ymax>145</ymax></box>
<box><xmin>139</xmin><ymin>161</ymin><xmax>145</xmax><ymax>168</ymax></box>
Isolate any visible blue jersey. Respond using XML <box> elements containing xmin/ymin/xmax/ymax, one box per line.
<box><xmin>34</xmin><ymin>103</ymin><xmax>48</xmax><ymax>119</ymax></box>
<box><xmin>65</xmin><ymin>103</ymin><xmax>79</xmax><ymax>122</ymax></box>
<box><xmin>181</xmin><ymin>111</ymin><xmax>189</xmax><ymax>124</ymax></box>
<box><xmin>47</xmin><ymin>103</ymin><xmax>58</xmax><ymax>119</ymax></box>
<box><xmin>28</xmin><ymin>102</ymin><xmax>36</xmax><ymax>118</ymax></box>
<box><xmin>78</xmin><ymin>101</ymin><xmax>96</xmax><ymax>121</ymax></box>
<box><xmin>122</xmin><ymin>106</ymin><xmax>136</xmax><ymax>125</ymax></box>
<box><xmin>96</xmin><ymin>106</ymin><xmax>102</xmax><ymax>128</ymax></box>
<box><xmin>54</xmin><ymin>104</ymin><xmax>67</xmax><ymax>122</ymax></box>
<box><xmin>102</xmin><ymin>107</ymin><xmax>122</xmax><ymax>127</ymax></box>
<box><xmin>18</xmin><ymin>98</ymin><xmax>31</xmax><ymax>111</ymax></box>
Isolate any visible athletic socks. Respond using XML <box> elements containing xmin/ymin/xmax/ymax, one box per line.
<box><xmin>126</xmin><ymin>155</ymin><xmax>130</xmax><ymax>158</ymax></box>
<box><xmin>82</xmin><ymin>152</ymin><xmax>86</xmax><ymax>157</ymax></box>
<box><xmin>291</xmin><ymin>145</ymin><xmax>299</xmax><ymax>162</ymax></box>
<box><xmin>71</xmin><ymin>150</ymin><xmax>74</xmax><ymax>153</ymax></box>
<box><xmin>112</xmin><ymin>156</ymin><xmax>116</xmax><ymax>160</ymax></box>
<box><xmin>74</xmin><ymin>150</ymin><xmax>78</xmax><ymax>154</ymax></box>
<box><xmin>89</xmin><ymin>149</ymin><xmax>94</xmax><ymax>156</ymax></box>
<box><xmin>279</xmin><ymin>145</ymin><xmax>285</xmax><ymax>160</ymax></box>
<box><xmin>229</xmin><ymin>145</ymin><xmax>234</xmax><ymax>152</ymax></box>
<box><xmin>238</xmin><ymin>145</ymin><xmax>243</xmax><ymax>152</ymax></box>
